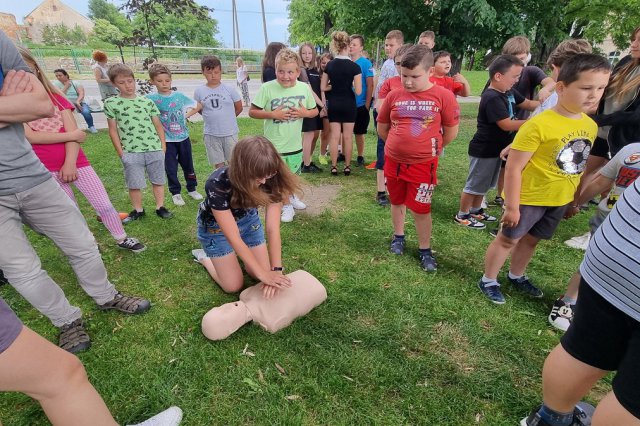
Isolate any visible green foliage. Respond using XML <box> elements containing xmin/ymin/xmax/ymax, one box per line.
<box><xmin>287</xmin><ymin>0</ymin><xmax>341</xmax><ymax>47</ymax></box>
<box><xmin>90</xmin><ymin>19</ymin><xmax>126</xmax><ymax>47</ymax></box>
<box><xmin>566</xmin><ymin>0</ymin><xmax>640</xmax><ymax>51</ymax></box>
<box><xmin>41</xmin><ymin>24</ymin><xmax>87</xmax><ymax>46</ymax></box>
<box><xmin>88</xmin><ymin>0</ymin><xmax>132</xmax><ymax>35</ymax></box>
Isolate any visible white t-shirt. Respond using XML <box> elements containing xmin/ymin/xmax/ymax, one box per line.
<box><xmin>193</xmin><ymin>83</ymin><xmax>241</xmax><ymax>136</ymax></box>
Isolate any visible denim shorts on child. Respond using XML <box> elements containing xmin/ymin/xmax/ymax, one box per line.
<box><xmin>204</xmin><ymin>134</ymin><xmax>238</xmax><ymax>166</ymax></box>
<box><xmin>384</xmin><ymin>155</ymin><xmax>438</xmax><ymax>214</ymax></box>
<box><xmin>463</xmin><ymin>156</ymin><xmax>502</xmax><ymax>195</ymax></box>
<box><xmin>196</xmin><ymin>208</ymin><xmax>265</xmax><ymax>258</ymax></box>
<box><xmin>500</xmin><ymin>204</ymin><xmax>567</xmax><ymax>240</ymax></box>
<box><xmin>121</xmin><ymin>151</ymin><xmax>166</xmax><ymax>189</ymax></box>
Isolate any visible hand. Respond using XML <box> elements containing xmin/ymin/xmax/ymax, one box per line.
<box><xmin>564</xmin><ymin>204</ymin><xmax>580</xmax><ymax>219</ymax></box>
<box><xmin>501</xmin><ymin>206</ymin><xmax>520</xmax><ymax>228</ymax></box>
<box><xmin>319</xmin><ymin>107</ymin><xmax>327</xmax><ymax>118</ymax></box>
<box><xmin>499</xmin><ymin>145</ymin><xmax>511</xmax><ymax>161</ymax></box>
<box><xmin>538</xmin><ymin>87</ymin><xmax>551</xmax><ymax>103</ymax></box>
<box><xmin>75</xmin><ymin>102</ymin><xmax>83</xmax><ymax>111</ymax></box>
<box><xmin>453</xmin><ymin>73</ymin><xmax>468</xmax><ymax>83</ymax></box>
<box><xmin>0</xmin><ymin>70</ymin><xmax>34</xmax><ymax>96</ymax></box>
<box><xmin>261</xmin><ymin>283</ymin><xmax>280</xmax><ymax>299</ymax></box>
<box><xmin>72</xmin><ymin>129</ymin><xmax>87</xmax><ymax>143</ymax></box>
<box><xmin>257</xmin><ymin>270</ymin><xmax>291</xmax><ymax>292</ymax></box>
<box><xmin>59</xmin><ymin>162</ymin><xmax>78</xmax><ymax>183</ymax></box>
<box><xmin>271</xmin><ymin>105</ymin><xmax>289</xmax><ymax>121</ymax></box>
<box><xmin>288</xmin><ymin>101</ymin><xmax>306</xmax><ymax>119</ymax></box>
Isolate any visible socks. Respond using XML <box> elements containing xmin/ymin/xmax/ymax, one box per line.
<box><xmin>561</xmin><ymin>295</ymin><xmax>577</xmax><ymax>305</ymax></box>
<box><xmin>457</xmin><ymin>211</ymin><xmax>469</xmax><ymax>218</ymax></box>
<box><xmin>136</xmin><ymin>208</ymin><xmax>144</xmax><ymax>213</ymax></box>
<box><xmin>508</xmin><ymin>271</ymin><xmax>523</xmax><ymax>280</ymax></box>
<box><xmin>470</xmin><ymin>207</ymin><xmax>482</xmax><ymax>214</ymax></box>
<box><xmin>481</xmin><ymin>275</ymin><xmax>499</xmax><ymax>286</ymax></box>
<box><xmin>536</xmin><ymin>404</ymin><xmax>573</xmax><ymax>426</ymax></box>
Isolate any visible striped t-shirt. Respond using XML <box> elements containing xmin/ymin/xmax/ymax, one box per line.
<box><xmin>581</xmin><ymin>177</ymin><xmax>640</xmax><ymax>322</ymax></box>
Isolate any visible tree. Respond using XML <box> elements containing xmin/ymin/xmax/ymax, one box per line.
<box><xmin>91</xmin><ymin>19</ymin><xmax>127</xmax><ymax>62</ymax></box>
<box><xmin>88</xmin><ymin>0</ymin><xmax>132</xmax><ymax>35</ymax></box>
<box><xmin>131</xmin><ymin>5</ymin><xmax>219</xmax><ymax>47</ymax></box>
<box><xmin>69</xmin><ymin>25</ymin><xmax>88</xmax><ymax>45</ymax></box>
<box><xmin>288</xmin><ymin>0</ymin><xmax>341</xmax><ymax>48</ymax></box>
<box><xmin>41</xmin><ymin>23</ymin><xmax>84</xmax><ymax>46</ymax></box>
<box><xmin>566</xmin><ymin>0</ymin><xmax>640</xmax><ymax>51</ymax></box>
<box><xmin>121</xmin><ymin>0</ymin><xmax>214</xmax><ymax>56</ymax></box>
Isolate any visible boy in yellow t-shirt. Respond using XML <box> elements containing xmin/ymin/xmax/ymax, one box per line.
<box><xmin>477</xmin><ymin>54</ymin><xmax>611</xmax><ymax>304</ymax></box>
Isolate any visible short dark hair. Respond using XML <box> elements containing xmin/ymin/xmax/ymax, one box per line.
<box><xmin>201</xmin><ymin>55</ymin><xmax>221</xmax><ymax>71</ymax></box>
<box><xmin>107</xmin><ymin>63</ymin><xmax>134</xmax><ymax>82</ymax></box>
<box><xmin>350</xmin><ymin>34</ymin><xmax>365</xmax><ymax>47</ymax></box>
<box><xmin>400</xmin><ymin>44</ymin><xmax>434</xmax><ymax>70</ymax></box>
<box><xmin>557</xmin><ymin>53</ymin><xmax>611</xmax><ymax>85</ymax></box>
<box><xmin>53</xmin><ymin>68</ymin><xmax>69</xmax><ymax>77</ymax></box>
<box><xmin>433</xmin><ymin>51</ymin><xmax>451</xmax><ymax>62</ymax></box>
<box><xmin>488</xmin><ymin>55</ymin><xmax>524</xmax><ymax>80</ymax></box>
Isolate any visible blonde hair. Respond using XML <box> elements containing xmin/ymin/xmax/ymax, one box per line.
<box><xmin>228</xmin><ymin>136</ymin><xmax>301</xmax><ymax>208</ymax></box>
<box><xmin>394</xmin><ymin>44</ymin><xmax>413</xmax><ymax>61</ymax></box>
<box><xmin>319</xmin><ymin>52</ymin><xmax>333</xmax><ymax>72</ymax></box>
<box><xmin>18</xmin><ymin>46</ymin><xmax>61</xmax><ymax>102</ymax></box>
<box><xmin>386</xmin><ymin>30</ymin><xmax>404</xmax><ymax>44</ymax></box>
<box><xmin>236</xmin><ymin>56</ymin><xmax>244</xmax><ymax>67</ymax></box>
<box><xmin>148</xmin><ymin>63</ymin><xmax>171</xmax><ymax>80</ymax></box>
<box><xmin>546</xmin><ymin>39</ymin><xmax>592</xmax><ymax>68</ymax></box>
<box><xmin>502</xmin><ymin>36</ymin><xmax>530</xmax><ymax>56</ymax></box>
<box><xmin>275</xmin><ymin>49</ymin><xmax>300</xmax><ymax>71</ymax></box>
<box><xmin>107</xmin><ymin>63</ymin><xmax>134</xmax><ymax>82</ymax></box>
<box><xmin>298</xmin><ymin>43</ymin><xmax>317</xmax><ymax>69</ymax></box>
<box><xmin>608</xmin><ymin>27</ymin><xmax>640</xmax><ymax>102</ymax></box>
<box><xmin>419</xmin><ymin>31</ymin><xmax>435</xmax><ymax>40</ymax></box>
<box><xmin>330</xmin><ymin>31</ymin><xmax>350</xmax><ymax>54</ymax></box>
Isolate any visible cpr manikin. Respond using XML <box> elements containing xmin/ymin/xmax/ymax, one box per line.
<box><xmin>201</xmin><ymin>270</ymin><xmax>327</xmax><ymax>340</ymax></box>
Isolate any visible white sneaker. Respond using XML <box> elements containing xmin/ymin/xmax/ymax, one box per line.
<box><xmin>172</xmin><ymin>194</ymin><xmax>185</xmax><ymax>206</ymax></box>
<box><xmin>281</xmin><ymin>204</ymin><xmax>295</xmax><ymax>222</ymax></box>
<box><xmin>290</xmin><ymin>194</ymin><xmax>306</xmax><ymax>210</ymax></box>
<box><xmin>564</xmin><ymin>232</ymin><xmax>590</xmax><ymax>250</ymax></box>
<box><xmin>188</xmin><ymin>190</ymin><xmax>203</xmax><ymax>200</ymax></box>
<box><xmin>191</xmin><ymin>248</ymin><xmax>207</xmax><ymax>262</ymax></box>
<box><xmin>480</xmin><ymin>196</ymin><xmax>488</xmax><ymax>209</ymax></box>
<box><xmin>88</xmin><ymin>126</ymin><xmax>97</xmax><ymax>134</ymax></box>
<box><xmin>128</xmin><ymin>406</ymin><xmax>183</xmax><ymax>426</ymax></box>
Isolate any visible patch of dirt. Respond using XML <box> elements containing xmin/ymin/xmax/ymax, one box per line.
<box><xmin>298</xmin><ymin>184</ymin><xmax>340</xmax><ymax>217</ymax></box>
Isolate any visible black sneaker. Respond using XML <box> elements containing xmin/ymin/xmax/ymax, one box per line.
<box><xmin>548</xmin><ymin>298</ymin><xmax>574</xmax><ymax>332</ymax></box>
<box><xmin>376</xmin><ymin>193</ymin><xmax>390</xmax><ymax>206</ymax></box>
<box><xmin>419</xmin><ymin>250</ymin><xmax>437</xmax><ymax>272</ymax></box>
<box><xmin>155</xmin><ymin>206</ymin><xmax>173</xmax><ymax>219</ymax></box>
<box><xmin>389</xmin><ymin>237</ymin><xmax>405</xmax><ymax>255</ymax></box>
<box><xmin>521</xmin><ymin>403</ymin><xmax>593</xmax><ymax>426</ymax></box>
<box><xmin>117</xmin><ymin>237</ymin><xmax>146</xmax><ymax>253</ymax></box>
<box><xmin>337</xmin><ymin>153</ymin><xmax>346</xmax><ymax>162</ymax></box>
<box><xmin>470</xmin><ymin>208</ymin><xmax>497</xmax><ymax>222</ymax></box>
<box><xmin>491</xmin><ymin>196</ymin><xmax>504</xmax><ymax>207</ymax></box>
<box><xmin>301</xmin><ymin>164</ymin><xmax>313</xmax><ymax>173</ymax></box>
<box><xmin>478</xmin><ymin>280</ymin><xmax>506</xmax><ymax>304</ymax></box>
<box><xmin>357</xmin><ymin>156</ymin><xmax>365</xmax><ymax>166</ymax></box>
<box><xmin>302</xmin><ymin>163</ymin><xmax>323</xmax><ymax>173</ymax></box>
<box><xmin>58</xmin><ymin>319</ymin><xmax>91</xmax><ymax>353</ymax></box>
<box><xmin>123</xmin><ymin>209</ymin><xmax>145</xmax><ymax>224</ymax></box>
<box><xmin>454</xmin><ymin>214</ymin><xmax>486</xmax><ymax>229</ymax></box>
<box><xmin>507</xmin><ymin>275</ymin><xmax>543</xmax><ymax>298</ymax></box>
<box><xmin>98</xmin><ymin>292</ymin><xmax>151</xmax><ymax>314</ymax></box>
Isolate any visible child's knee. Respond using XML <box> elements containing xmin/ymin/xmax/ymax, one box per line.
<box><xmin>219</xmin><ymin>280</ymin><xmax>244</xmax><ymax>294</ymax></box>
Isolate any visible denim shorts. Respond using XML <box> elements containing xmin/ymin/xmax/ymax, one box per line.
<box><xmin>196</xmin><ymin>208</ymin><xmax>265</xmax><ymax>258</ymax></box>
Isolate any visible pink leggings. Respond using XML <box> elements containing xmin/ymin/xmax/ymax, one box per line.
<box><xmin>51</xmin><ymin>166</ymin><xmax>126</xmax><ymax>241</ymax></box>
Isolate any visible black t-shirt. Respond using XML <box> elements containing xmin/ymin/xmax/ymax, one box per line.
<box><xmin>513</xmin><ymin>66</ymin><xmax>547</xmax><ymax>119</ymax></box>
<box><xmin>305</xmin><ymin>66</ymin><xmax>322</xmax><ymax>97</ymax></box>
<box><xmin>262</xmin><ymin>66</ymin><xmax>276</xmax><ymax>82</ymax></box>
<box><xmin>198</xmin><ymin>166</ymin><xmax>251</xmax><ymax>222</ymax></box>
<box><xmin>468</xmin><ymin>88</ymin><xmax>525</xmax><ymax>158</ymax></box>
<box><xmin>325</xmin><ymin>58</ymin><xmax>361</xmax><ymax>101</ymax></box>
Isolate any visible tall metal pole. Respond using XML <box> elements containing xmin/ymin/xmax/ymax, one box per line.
<box><xmin>231</xmin><ymin>0</ymin><xmax>237</xmax><ymax>49</ymax></box>
<box><xmin>234</xmin><ymin>0</ymin><xmax>240</xmax><ymax>48</ymax></box>
<box><xmin>260</xmin><ymin>0</ymin><xmax>268</xmax><ymax>48</ymax></box>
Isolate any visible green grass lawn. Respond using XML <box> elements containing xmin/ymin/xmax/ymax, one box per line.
<box><xmin>0</xmin><ymin>106</ymin><xmax>610</xmax><ymax>425</ymax></box>
<box><xmin>460</xmin><ymin>70</ymin><xmax>488</xmax><ymax>97</ymax></box>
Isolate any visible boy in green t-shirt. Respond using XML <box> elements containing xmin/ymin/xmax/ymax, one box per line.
<box><xmin>250</xmin><ymin>49</ymin><xmax>318</xmax><ymax>222</ymax></box>
<box><xmin>104</xmin><ymin>63</ymin><xmax>172</xmax><ymax>222</ymax></box>
<box><xmin>477</xmin><ymin>54</ymin><xmax>611</xmax><ymax>305</ymax></box>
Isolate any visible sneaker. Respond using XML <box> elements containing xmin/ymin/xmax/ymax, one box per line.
<box><xmin>156</xmin><ymin>206</ymin><xmax>173</xmax><ymax>219</ymax></box>
<box><xmin>492</xmin><ymin>196</ymin><xmax>505</xmax><ymax>207</ymax></box>
<box><xmin>365</xmin><ymin>161</ymin><xmax>377</xmax><ymax>170</ymax></box>
<box><xmin>337</xmin><ymin>153</ymin><xmax>346</xmax><ymax>162</ymax></box>
<box><xmin>376</xmin><ymin>193</ymin><xmax>390</xmax><ymax>206</ymax></box>
<box><xmin>520</xmin><ymin>403</ymin><xmax>593</xmax><ymax>426</ymax></box>
<box><xmin>564</xmin><ymin>232</ymin><xmax>590</xmax><ymax>250</ymax></box>
<box><xmin>480</xmin><ymin>196</ymin><xmax>488</xmax><ymax>209</ymax></box>
<box><xmin>454</xmin><ymin>214</ymin><xmax>486</xmax><ymax>229</ymax></box>
<box><xmin>281</xmin><ymin>204</ymin><xmax>295</xmax><ymax>222</ymax></box>
<box><xmin>419</xmin><ymin>250</ymin><xmax>437</xmax><ymax>272</ymax></box>
<box><xmin>389</xmin><ymin>237</ymin><xmax>405</xmax><ymax>255</ymax></box>
<box><xmin>128</xmin><ymin>406</ymin><xmax>183</xmax><ymax>426</ymax></box>
<box><xmin>172</xmin><ymin>194</ymin><xmax>185</xmax><ymax>206</ymax></box>
<box><xmin>88</xmin><ymin>126</ymin><xmax>98</xmax><ymax>134</ymax></box>
<box><xmin>98</xmin><ymin>292</ymin><xmax>151</xmax><ymax>314</ymax></box>
<box><xmin>489</xmin><ymin>227</ymin><xmax>499</xmax><ymax>238</ymax></box>
<box><xmin>548</xmin><ymin>298</ymin><xmax>575</xmax><ymax>332</ymax></box>
<box><xmin>478</xmin><ymin>280</ymin><xmax>506</xmax><ymax>304</ymax></box>
<box><xmin>318</xmin><ymin>153</ymin><xmax>328</xmax><ymax>165</ymax></box>
<box><xmin>508</xmin><ymin>275</ymin><xmax>543</xmax><ymax>298</ymax></box>
<box><xmin>470</xmin><ymin>208</ymin><xmax>497</xmax><ymax>222</ymax></box>
<box><xmin>191</xmin><ymin>248</ymin><xmax>207</xmax><ymax>262</ymax></box>
<box><xmin>188</xmin><ymin>190</ymin><xmax>203</xmax><ymax>200</ymax></box>
<box><xmin>290</xmin><ymin>195</ymin><xmax>306</xmax><ymax>210</ymax></box>
<box><xmin>58</xmin><ymin>319</ymin><xmax>91</xmax><ymax>353</ymax></box>
<box><xmin>302</xmin><ymin>163</ymin><xmax>323</xmax><ymax>173</ymax></box>
<box><xmin>122</xmin><ymin>209</ymin><xmax>145</xmax><ymax>224</ymax></box>
<box><xmin>357</xmin><ymin>155</ymin><xmax>365</xmax><ymax>166</ymax></box>
<box><xmin>117</xmin><ymin>237</ymin><xmax>146</xmax><ymax>253</ymax></box>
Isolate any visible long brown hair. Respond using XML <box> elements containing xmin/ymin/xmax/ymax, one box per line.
<box><xmin>262</xmin><ymin>42</ymin><xmax>286</xmax><ymax>72</ymax></box>
<box><xmin>608</xmin><ymin>26</ymin><xmax>640</xmax><ymax>102</ymax></box>
<box><xmin>18</xmin><ymin>46</ymin><xmax>64</xmax><ymax>108</ymax></box>
<box><xmin>299</xmin><ymin>43</ymin><xmax>317</xmax><ymax>69</ymax></box>
<box><xmin>228</xmin><ymin>136</ymin><xmax>301</xmax><ymax>208</ymax></box>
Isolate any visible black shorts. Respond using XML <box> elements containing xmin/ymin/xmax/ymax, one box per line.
<box><xmin>327</xmin><ymin>97</ymin><xmax>357</xmax><ymax>123</ymax></box>
<box><xmin>354</xmin><ymin>106</ymin><xmax>371</xmax><ymax>135</ymax></box>
<box><xmin>561</xmin><ymin>279</ymin><xmax>640</xmax><ymax>419</ymax></box>
<box><xmin>302</xmin><ymin>108</ymin><xmax>322</xmax><ymax>132</ymax></box>
<box><xmin>590</xmin><ymin>136</ymin><xmax>611</xmax><ymax>160</ymax></box>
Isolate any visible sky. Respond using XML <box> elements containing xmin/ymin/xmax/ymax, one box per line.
<box><xmin>3</xmin><ymin>0</ymin><xmax>291</xmax><ymax>50</ymax></box>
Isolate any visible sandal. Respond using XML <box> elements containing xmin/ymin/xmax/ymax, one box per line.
<box><xmin>331</xmin><ymin>166</ymin><xmax>338</xmax><ymax>176</ymax></box>
<box><xmin>343</xmin><ymin>165</ymin><xmax>351</xmax><ymax>176</ymax></box>
<box><xmin>58</xmin><ymin>319</ymin><xmax>91</xmax><ymax>353</ymax></box>
<box><xmin>98</xmin><ymin>292</ymin><xmax>151</xmax><ymax>314</ymax></box>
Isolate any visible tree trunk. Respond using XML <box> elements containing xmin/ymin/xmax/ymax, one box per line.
<box><xmin>142</xmin><ymin>5</ymin><xmax>155</xmax><ymax>58</ymax></box>
<box><xmin>322</xmin><ymin>12</ymin><xmax>333</xmax><ymax>52</ymax></box>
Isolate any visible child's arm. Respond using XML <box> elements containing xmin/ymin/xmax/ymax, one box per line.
<box><xmin>75</xmin><ymin>84</ymin><xmax>86</xmax><ymax>109</ymax></box>
<box><xmin>107</xmin><ymin>118</ymin><xmax>124</xmax><ymax>157</ymax></box>
<box><xmin>0</xmin><ymin>70</ymin><xmax>55</xmax><ymax>126</ymax></box>
<box><xmin>320</xmin><ymin>73</ymin><xmax>331</xmax><ymax>93</ymax></box>
<box><xmin>151</xmin><ymin>115</ymin><xmax>166</xmax><ymax>152</ymax></box>
<box><xmin>185</xmin><ymin>102</ymin><xmax>202</xmax><ymax>119</ymax></box>
<box><xmin>453</xmin><ymin>73</ymin><xmax>471</xmax><ymax>97</ymax></box>
<box><xmin>59</xmin><ymin>108</ymin><xmax>83</xmax><ymax>183</ymax></box>
<box><xmin>213</xmin><ymin>208</ymin><xmax>291</xmax><ymax>297</ymax></box>
<box><xmin>502</xmin><ymin>149</ymin><xmax>534</xmax><ymax>227</ymax></box>
<box><xmin>353</xmin><ymin>73</ymin><xmax>363</xmax><ymax>97</ymax></box>
<box><xmin>537</xmin><ymin>77</ymin><xmax>556</xmax><ymax>103</ymax></box>
<box><xmin>518</xmin><ymin>99</ymin><xmax>540</xmax><ymax>111</ymax></box>
<box><xmin>442</xmin><ymin>125</ymin><xmax>459</xmax><ymax>148</ymax></box>
<box><xmin>377</xmin><ymin>122</ymin><xmax>390</xmax><ymax>141</ymax></box>
<box><xmin>234</xmin><ymin>100</ymin><xmax>243</xmax><ymax>117</ymax></box>
<box><xmin>249</xmin><ymin>104</ymin><xmax>288</xmax><ymax>121</ymax></box>
<box><xmin>365</xmin><ymin>76</ymin><xmax>374</xmax><ymax>109</ymax></box>
<box><xmin>496</xmin><ymin>118</ymin><xmax>527</xmax><ymax>132</ymax></box>
<box><xmin>93</xmin><ymin>67</ymin><xmax>110</xmax><ymax>84</ymax></box>
<box><xmin>264</xmin><ymin>201</ymin><xmax>285</xmax><ymax>298</ymax></box>
<box><xmin>566</xmin><ymin>173</ymin><xmax>615</xmax><ymax>219</ymax></box>
<box><xmin>23</xmin><ymin>124</ymin><xmax>85</xmax><ymax>145</ymax></box>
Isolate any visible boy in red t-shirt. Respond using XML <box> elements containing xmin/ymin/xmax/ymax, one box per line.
<box><xmin>429</xmin><ymin>51</ymin><xmax>471</xmax><ymax>97</ymax></box>
<box><xmin>377</xmin><ymin>44</ymin><xmax>460</xmax><ymax>271</ymax></box>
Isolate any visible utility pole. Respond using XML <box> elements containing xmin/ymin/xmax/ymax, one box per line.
<box><xmin>260</xmin><ymin>0</ymin><xmax>268</xmax><ymax>48</ymax></box>
<box><xmin>231</xmin><ymin>0</ymin><xmax>240</xmax><ymax>49</ymax></box>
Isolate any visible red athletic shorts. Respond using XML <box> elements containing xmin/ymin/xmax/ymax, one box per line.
<box><xmin>384</xmin><ymin>155</ymin><xmax>438</xmax><ymax>214</ymax></box>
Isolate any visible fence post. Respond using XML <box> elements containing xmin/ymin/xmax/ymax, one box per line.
<box><xmin>70</xmin><ymin>49</ymin><xmax>82</xmax><ymax>74</ymax></box>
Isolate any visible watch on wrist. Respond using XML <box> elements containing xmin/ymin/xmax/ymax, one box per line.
<box><xmin>271</xmin><ymin>266</ymin><xmax>284</xmax><ymax>271</ymax></box>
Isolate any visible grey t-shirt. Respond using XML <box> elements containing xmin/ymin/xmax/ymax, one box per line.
<box><xmin>193</xmin><ymin>83</ymin><xmax>241</xmax><ymax>137</ymax></box>
<box><xmin>580</xmin><ymin>177</ymin><xmax>640</xmax><ymax>322</ymax></box>
<box><xmin>0</xmin><ymin>31</ymin><xmax>51</xmax><ymax>195</ymax></box>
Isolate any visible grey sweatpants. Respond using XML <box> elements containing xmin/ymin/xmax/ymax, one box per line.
<box><xmin>0</xmin><ymin>178</ymin><xmax>117</xmax><ymax>327</ymax></box>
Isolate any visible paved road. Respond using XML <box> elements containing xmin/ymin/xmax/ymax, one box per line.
<box><xmin>70</xmin><ymin>78</ymin><xmax>480</xmax><ymax>130</ymax></box>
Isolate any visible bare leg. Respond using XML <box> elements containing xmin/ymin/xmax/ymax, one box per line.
<box><xmin>592</xmin><ymin>391</ymin><xmax>640</xmax><ymax>426</ymax></box>
<box><xmin>320</xmin><ymin>119</ymin><xmax>330</xmax><ymax>155</ymax></box>
<box><xmin>129</xmin><ymin>188</ymin><xmax>143</xmax><ymax>211</ymax></box>
<box><xmin>151</xmin><ymin>184</ymin><xmax>165</xmax><ymax>210</ymax></box>
<box><xmin>356</xmin><ymin>134</ymin><xmax>365</xmax><ymax>157</ymax></box>
<box><xmin>209</xmin><ymin>254</ymin><xmax>245</xmax><ymax>293</ymax></box>
<box><xmin>329</xmin><ymin>122</ymin><xmax>342</xmax><ymax>167</ymax></box>
<box><xmin>310</xmin><ymin>130</ymin><xmax>319</xmax><ymax>157</ymax></box>
<box><xmin>342</xmin><ymin>123</ymin><xmax>355</xmax><ymax>166</ymax></box>
<box><xmin>496</xmin><ymin>167</ymin><xmax>505</xmax><ymax>197</ymax></box>
<box><xmin>302</xmin><ymin>131</ymin><xmax>315</xmax><ymax>166</ymax></box>
<box><xmin>0</xmin><ymin>327</ymin><xmax>117</xmax><ymax>426</ymax></box>
<box><xmin>508</xmin><ymin>233</ymin><xmax>541</xmax><ymax>276</ymax></box>
<box><xmin>459</xmin><ymin>192</ymin><xmax>484</xmax><ymax>213</ymax></box>
<box><xmin>377</xmin><ymin>170</ymin><xmax>386</xmax><ymax>192</ymax></box>
<box><xmin>564</xmin><ymin>271</ymin><xmax>582</xmax><ymax>300</ymax></box>
<box><xmin>391</xmin><ymin>204</ymin><xmax>406</xmax><ymax>236</ymax></box>
<box><xmin>483</xmin><ymin>232</ymin><xmax>520</xmax><ymax>280</ymax></box>
<box><xmin>412</xmin><ymin>212</ymin><xmax>432</xmax><ymax>249</ymax></box>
